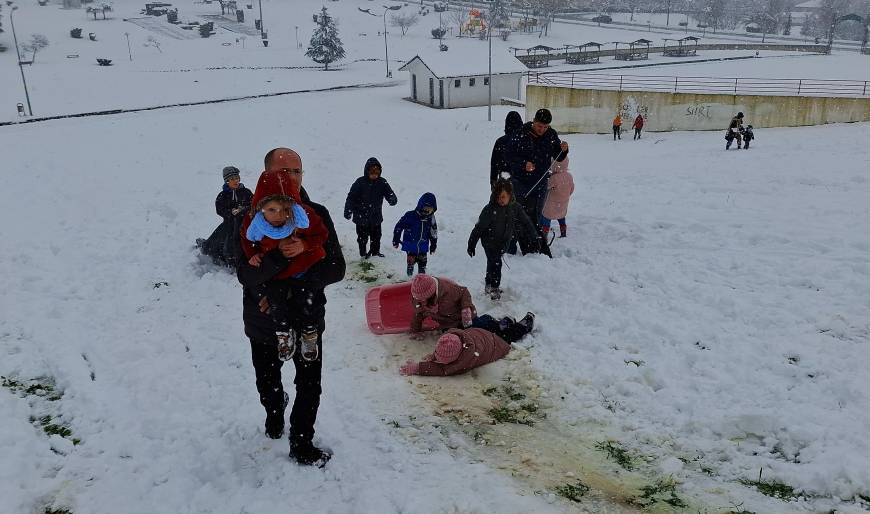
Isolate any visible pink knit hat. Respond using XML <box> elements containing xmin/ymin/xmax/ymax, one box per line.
<box><xmin>434</xmin><ymin>333</ymin><xmax>462</xmax><ymax>364</ymax></box>
<box><xmin>410</xmin><ymin>274</ymin><xmax>437</xmax><ymax>301</ymax></box>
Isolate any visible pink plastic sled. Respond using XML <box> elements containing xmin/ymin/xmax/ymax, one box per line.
<box><xmin>365</xmin><ymin>281</ymin><xmax>439</xmax><ymax>335</ymax></box>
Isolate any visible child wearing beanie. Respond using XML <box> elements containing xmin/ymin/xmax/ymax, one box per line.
<box><xmin>240</xmin><ymin>169</ymin><xmax>329</xmax><ymax>362</ymax></box>
<box><xmin>393</xmin><ymin>192</ymin><xmax>438</xmax><ymax>277</ymax></box>
<box><xmin>399</xmin><ymin>320</ymin><xmax>534</xmax><ymax>377</ymax></box>
<box><xmin>197</xmin><ymin>166</ymin><xmax>253</xmax><ymax>267</ymax></box>
<box><xmin>408</xmin><ymin>274</ymin><xmax>476</xmax><ymax>337</ymax></box>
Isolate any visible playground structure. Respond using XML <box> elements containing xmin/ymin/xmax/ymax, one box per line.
<box><xmin>461</xmin><ymin>9</ymin><xmax>487</xmax><ymax>36</ymax></box>
<box><xmin>662</xmin><ymin>36</ymin><xmax>700</xmax><ymax>57</ymax></box>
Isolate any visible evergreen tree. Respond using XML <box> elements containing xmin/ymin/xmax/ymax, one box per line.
<box><xmin>306</xmin><ymin>7</ymin><xmax>345</xmax><ymax>71</ymax></box>
<box><xmin>784</xmin><ymin>12</ymin><xmax>792</xmax><ymax>35</ymax></box>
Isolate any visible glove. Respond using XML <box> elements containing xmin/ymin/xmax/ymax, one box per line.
<box><xmin>231</xmin><ymin>207</ymin><xmax>242</xmax><ymax>216</ymax></box>
<box><xmin>467</xmin><ymin>246</ymin><xmax>475</xmax><ymax>257</ymax></box>
<box><xmin>429</xmin><ymin>241</ymin><xmax>437</xmax><ymax>254</ymax></box>
<box><xmin>343</xmin><ymin>211</ymin><xmax>352</xmax><ymax>220</ymax></box>
<box><xmin>400</xmin><ymin>360</ymin><xmax>419</xmax><ymax>376</ymax></box>
<box><xmin>461</xmin><ymin>308</ymin><xmax>473</xmax><ymax>328</ymax></box>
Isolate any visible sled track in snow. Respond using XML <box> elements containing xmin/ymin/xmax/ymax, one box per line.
<box><xmin>0</xmin><ymin>81</ymin><xmax>401</xmax><ymax>128</ymax></box>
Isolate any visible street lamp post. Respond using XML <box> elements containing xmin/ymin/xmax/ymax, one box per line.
<box><xmin>257</xmin><ymin>0</ymin><xmax>264</xmax><ymax>39</ymax></box>
<box><xmin>8</xmin><ymin>4</ymin><xmax>33</xmax><ymax>116</ymax></box>
<box><xmin>359</xmin><ymin>5</ymin><xmax>402</xmax><ymax>78</ymax></box>
<box><xmin>124</xmin><ymin>32</ymin><xmax>133</xmax><ymax>61</ymax></box>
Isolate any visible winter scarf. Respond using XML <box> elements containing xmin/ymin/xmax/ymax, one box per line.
<box><xmin>245</xmin><ymin>204</ymin><xmax>309</xmax><ymax>242</ymax></box>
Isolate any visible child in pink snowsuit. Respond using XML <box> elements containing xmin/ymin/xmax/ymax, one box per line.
<box><xmin>540</xmin><ymin>157</ymin><xmax>573</xmax><ymax>238</ymax></box>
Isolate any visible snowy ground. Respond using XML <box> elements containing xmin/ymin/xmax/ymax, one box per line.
<box><xmin>2</xmin><ymin>1</ymin><xmax>870</xmax><ymax>514</ymax></box>
<box><xmin>2</xmin><ymin>80</ymin><xmax>870</xmax><ymax>513</ymax></box>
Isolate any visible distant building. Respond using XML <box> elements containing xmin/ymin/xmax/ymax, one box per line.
<box><xmin>791</xmin><ymin>0</ymin><xmax>822</xmax><ymax>26</ymax></box>
<box><xmin>398</xmin><ymin>45</ymin><xmax>527</xmax><ymax>109</ymax></box>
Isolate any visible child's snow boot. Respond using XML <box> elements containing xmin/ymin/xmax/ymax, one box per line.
<box><xmin>519</xmin><ymin>312</ymin><xmax>535</xmax><ymax>331</ymax></box>
<box><xmin>559</xmin><ymin>224</ymin><xmax>567</xmax><ymax>238</ymax></box>
<box><xmin>276</xmin><ymin>331</ymin><xmax>296</xmax><ymax>361</ymax></box>
<box><xmin>300</xmin><ymin>326</ymin><xmax>320</xmax><ymax>362</ymax></box>
<box><xmin>406</xmin><ymin>264</ymin><xmax>414</xmax><ymax>277</ymax></box>
<box><xmin>490</xmin><ymin>288</ymin><xmax>502</xmax><ymax>301</ymax></box>
<box><xmin>484</xmin><ymin>284</ymin><xmax>493</xmax><ymax>296</ymax></box>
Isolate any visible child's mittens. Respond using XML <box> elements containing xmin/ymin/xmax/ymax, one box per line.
<box><xmin>400</xmin><ymin>360</ymin><xmax>420</xmax><ymax>376</ymax></box>
<box><xmin>461</xmin><ymin>308</ymin><xmax>473</xmax><ymax>328</ymax></box>
<box><xmin>467</xmin><ymin>245</ymin><xmax>475</xmax><ymax>257</ymax></box>
<box><xmin>429</xmin><ymin>240</ymin><xmax>437</xmax><ymax>254</ymax></box>
<box><xmin>343</xmin><ymin>209</ymin><xmax>352</xmax><ymax>220</ymax></box>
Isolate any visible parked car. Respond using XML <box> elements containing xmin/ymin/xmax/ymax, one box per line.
<box><xmin>592</xmin><ymin>14</ymin><xmax>612</xmax><ymax>23</ymax></box>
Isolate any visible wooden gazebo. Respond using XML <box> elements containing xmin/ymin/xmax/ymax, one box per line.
<box><xmin>565</xmin><ymin>42</ymin><xmax>602</xmax><ymax>64</ymax></box>
<box><xmin>614</xmin><ymin>39</ymin><xmax>651</xmax><ymax>61</ymax></box>
<box><xmin>663</xmin><ymin>36</ymin><xmax>700</xmax><ymax>57</ymax></box>
<box><xmin>524</xmin><ymin>45</ymin><xmax>555</xmax><ymax>68</ymax></box>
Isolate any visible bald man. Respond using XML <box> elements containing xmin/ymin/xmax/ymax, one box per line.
<box><xmin>237</xmin><ymin>148</ymin><xmax>345</xmax><ymax>467</ymax></box>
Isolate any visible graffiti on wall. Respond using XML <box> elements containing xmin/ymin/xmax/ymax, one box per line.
<box><xmin>619</xmin><ymin>96</ymin><xmax>649</xmax><ymax>120</ymax></box>
<box><xmin>685</xmin><ymin>104</ymin><xmax>714</xmax><ymax>119</ymax></box>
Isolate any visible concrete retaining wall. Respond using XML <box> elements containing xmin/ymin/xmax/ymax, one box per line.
<box><xmin>526</xmin><ymin>84</ymin><xmax>870</xmax><ymax>133</ymax></box>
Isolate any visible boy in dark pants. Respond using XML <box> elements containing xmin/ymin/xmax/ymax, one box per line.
<box><xmin>393</xmin><ymin>192</ymin><xmax>438</xmax><ymax>277</ymax></box>
<box><xmin>343</xmin><ymin>157</ymin><xmax>398</xmax><ymax>258</ymax></box>
<box><xmin>467</xmin><ymin>180</ymin><xmax>537</xmax><ymax>301</ymax></box>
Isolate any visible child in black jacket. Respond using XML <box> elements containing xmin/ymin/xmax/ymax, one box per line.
<box><xmin>344</xmin><ymin>157</ymin><xmax>398</xmax><ymax>258</ymax></box>
<box><xmin>198</xmin><ymin>166</ymin><xmax>253</xmax><ymax>267</ymax></box>
<box><xmin>467</xmin><ymin>179</ymin><xmax>537</xmax><ymax>301</ymax></box>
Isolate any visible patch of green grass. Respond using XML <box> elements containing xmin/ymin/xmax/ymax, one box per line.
<box><xmin>519</xmin><ymin>402</ymin><xmax>538</xmax><ymax>413</ymax></box>
<box><xmin>631</xmin><ymin>477</ymin><xmax>687</xmax><ymax>508</ymax></box>
<box><xmin>482</xmin><ymin>386</ymin><xmax>498</xmax><ymax>397</ymax></box>
<box><xmin>738</xmin><ymin>477</ymin><xmax>799</xmax><ymax>501</ymax></box>
<box><xmin>555</xmin><ymin>480</ymin><xmax>590</xmax><ymax>502</ymax></box>
<box><xmin>359</xmin><ymin>261</ymin><xmax>375</xmax><ymax>272</ymax></box>
<box><xmin>594</xmin><ymin>440</ymin><xmax>635</xmax><ymax>471</ymax></box>
<box><xmin>488</xmin><ymin>406</ymin><xmax>535</xmax><ymax>426</ymax></box>
<box><xmin>2</xmin><ymin>376</ymin><xmax>62</xmax><ymax>400</ymax></box>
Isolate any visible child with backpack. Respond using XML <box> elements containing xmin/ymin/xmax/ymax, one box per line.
<box><xmin>467</xmin><ymin>179</ymin><xmax>537</xmax><ymax>301</ymax></box>
<box><xmin>540</xmin><ymin>156</ymin><xmax>573</xmax><ymax>239</ymax></box>
<box><xmin>393</xmin><ymin>192</ymin><xmax>438</xmax><ymax>277</ymax></box>
<box><xmin>343</xmin><ymin>157</ymin><xmax>398</xmax><ymax>259</ymax></box>
<box><xmin>241</xmin><ymin>170</ymin><xmax>329</xmax><ymax>362</ymax></box>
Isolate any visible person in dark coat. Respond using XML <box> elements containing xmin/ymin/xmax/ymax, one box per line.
<box><xmin>741</xmin><ymin>124</ymin><xmax>754</xmax><ymax>149</ymax></box>
<box><xmin>467</xmin><ymin>179</ymin><xmax>537</xmax><ymax>301</ymax></box>
<box><xmin>726</xmin><ymin>112</ymin><xmax>744</xmax><ymax>150</ymax></box>
<box><xmin>490</xmin><ymin>111</ymin><xmax>524</xmax><ymax>186</ymax></box>
<box><xmin>198</xmin><ymin>166</ymin><xmax>253</xmax><ymax>267</ymax></box>
<box><xmin>506</xmin><ymin>108</ymin><xmax>568</xmax><ymax>254</ymax></box>
<box><xmin>343</xmin><ymin>157</ymin><xmax>398</xmax><ymax>259</ymax></box>
<box><xmin>236</xmin><ymin>148</ymin><xmax>345</xmax><ymax>468</ymax></box>
<box><xmin>632</xmin><ymin>114</ymin><xmax>644</xmax><ymax>140</ymax></box>
<box><xmin>393</xmin><ymin>192</ymin><xmax>438</xmax><ymax>277</ymax></box>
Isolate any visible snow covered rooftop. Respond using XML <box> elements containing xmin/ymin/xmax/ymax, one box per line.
<box><xmin>794</xmin><ymin>0</ymin><xmax>822</xmax><ymax>9</ymax></box>
<box><xmin>398</xmin><ymin>41</ymin><xmax>528</xmax><ymax>79</ymax></box>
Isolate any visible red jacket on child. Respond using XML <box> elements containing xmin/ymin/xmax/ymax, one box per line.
<box><xmin>240</xmin><ymin>169</ymin><xmax>327</xmax><ymax>279</ymax></box>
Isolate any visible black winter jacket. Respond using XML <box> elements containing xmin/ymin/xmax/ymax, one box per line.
<box><xmin>468</xmin><ymin>192</ymin><xmax>537</xmax><ymax>253</ymax></box>
<box><xmin>507</xmin><ymin>122</ymin><xmax>565</xmax><ymax>199</ymax></box>
<box><xmin>215</xmin><ymin>184</ymin><xmax>253</xmax><ymax>220</ymax></box>
<box><xmin>237</xmin><ymin>186</ymin><xmax>346</xmax><ymax>341</ymax></box>
<box><xmin>490</xmin><ymin>111</ymin><xmax>524</xmax><ymax>185</ymax></box>
<box><xmin>343</xmin><ymin>157</ymin><xmax>398</xmax><ymax>226</ymax></box>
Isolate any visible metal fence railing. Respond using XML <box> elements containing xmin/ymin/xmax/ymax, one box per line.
<box><xmin>528</xmin><ymin>72</ymin><xmax>870</xmax><ymax>97</ymax></box>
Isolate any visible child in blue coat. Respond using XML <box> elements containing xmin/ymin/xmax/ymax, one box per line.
<box><xmin>393</xmin><ymin>192</ymin><xmax>438</xmax><ymax>277</ymax></box>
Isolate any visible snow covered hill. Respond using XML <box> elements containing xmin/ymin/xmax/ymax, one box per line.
<box><xmin>2</xmin><ymin>81</ymin><xmax>869</xmax><ymax>513</ymax></box>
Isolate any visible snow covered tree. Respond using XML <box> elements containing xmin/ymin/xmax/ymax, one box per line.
<box><xmin>486</xmin><ymin>0</ymin><xmax>511</xmax><ymax>28</ymax></box>
<box><xmin>216</xmin><ymin>0</ymin><xmax>237</xmax><ymax>15</ymax></box>
<box><xmin>21</xmin><ymin>34</ymin><xmax>49</xmax><ymax>63</ymax></box>
<box><xmin>86</xmin><ymin>3</ymin><xmax>112</xmax><ymax>20</ymax></box>
<box><xmin>783</xmin><ymin>12</ymin><xmax>792</xmax><ymax>34</ymax></box>
<box><xmin>306</xmin><ymin>7</ymin><xmax>345</xmax><ymax>70</ymax></box>
<box><xmin>447</xmin><ymin>5</ymin><xmax>470</xmax><ymax>35</ymax></box>
<box><xmin>390</xmin><ymin>12</ymin><xmax>419</xmax><ymax>36</ymax></box>
<box><xmin>0</xmin><ymin>3</ymin><xmax>6</xmax><ymax>53</ymax></box>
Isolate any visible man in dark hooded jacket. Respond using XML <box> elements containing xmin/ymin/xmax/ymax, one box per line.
<box><xmin>507</xmin><ymin>108</ymin><xmax>568</xmax><ymax>226</ymax></box>
<box><xmin>490</xmin><ymin>111</ymin><xmax>524</xmax><ymax>186</ymax></box>
<box><xmin>343</xmin><ymin>157</ymin><xmax>398</xmax><ymax>258</ymax></box>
